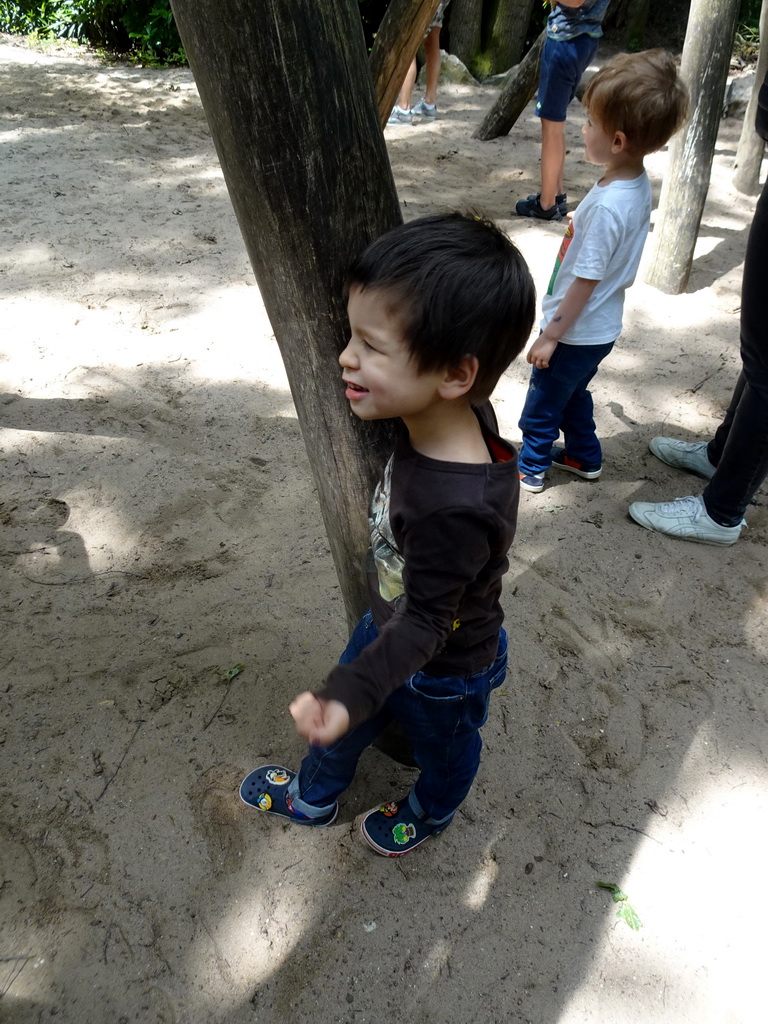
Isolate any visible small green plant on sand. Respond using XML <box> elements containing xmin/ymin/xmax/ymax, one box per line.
<box><xmin>596</xmin><ymin>880</ymin><xmax>643</xmax><ymax>931</ymax></box>
<box><xmin>215</xmin><ymin>664</ymin><xmax>245</xmax><ymax>683</ymax></box>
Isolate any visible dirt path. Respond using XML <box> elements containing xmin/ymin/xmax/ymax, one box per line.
<box><xmin>1</xmin><ymin>35</ymin><xmax>766</xmax><ymax>1024</ymax></box>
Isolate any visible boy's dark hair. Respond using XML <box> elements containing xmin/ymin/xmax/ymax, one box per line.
<box><xmin>583</xmin><ymin>49</ymin><xmax>689</xmax><ymax>156</ymax></box>
<box><xmin>346</xmin><ymin>212</ymin><xmax>536</xmax><ymax>404</ymax></box>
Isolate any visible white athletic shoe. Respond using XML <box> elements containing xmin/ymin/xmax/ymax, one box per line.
<box><xmin>387</xmin><ymin>105</ymin><xmax>413</xmax><ymax>125</ymax></box>
<box><xmin>411</xmin><ymin>98</ymin><xmax>437</xmax><ymax>119</ymax></box>
<box><xmin>648</xmin><ymin>437</ymin><xmax>716</xmax><ymax>479</ymax></box>
<box><xmin>628</xmin><ymin>494</ymin><xmax>743</xmax><ymax>546</ymax></box>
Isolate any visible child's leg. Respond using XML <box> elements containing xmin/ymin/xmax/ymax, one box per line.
<box><xmin>422</xmin><ymin>25</ymin><xmax>441</xmax><ymax>106</ymax></box>
<box><xmin>293</xmin><ymin>708</ymin><xmax>391</xmax><ymax>812</ymax></box>
<box><xmin>518</xmin><ymin>363</ymin><xmax>573</xmax><ymax>476</ymax></box>
<box><xmin>397</xmin><ymin>58</ymin><xmax>418</xmax><ymax>111</ymax></box>
<box><xmin>535</xmin><ymin>35</ymin><xmax>598</xmax><ymax>209</ymax></box>
<box><xmin>518</xmin><ymin>342</ymin><xmax>612</xmax><ymax>475</ymax></box>
<box><xmin>291</xmin><ymin>609</ymin><xmax>386</xmax><ymax>812</ymax></box>
<box><xmin>540</xmin><ymin>118</ymin><xmax>566</xmax><ymax>212</ymax></box>
<box><xmin>558</xmin><ymin>342</ymin><xmax>614</xmax><ymax>465</ymax></box>
<box><xmin>388</xmin><ymin>630</ymin><xmax>508</xmax><ymax>823</ymax></box>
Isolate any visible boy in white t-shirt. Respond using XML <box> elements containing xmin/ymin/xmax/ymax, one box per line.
<box><xmin>518</xmin><ymin>50</ymin><xmax>688</xmax><ymax>493</ymax></box>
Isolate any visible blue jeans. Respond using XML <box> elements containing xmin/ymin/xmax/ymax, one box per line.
<box><xmin>703</xmin><ymin>176</ymin><xmax>768</xmax><ymax>527</ymax></box>
<box><xmin>518</xmin><ymin>340</ymin><xmax>614</xmax><ymax>476</ymax></box>
<box><xmin>289</xmin><ymin>611</ymin><xmax>508</xmax><ymax>824</ymax></box>
<box><xmin>537</xmin><ymin>34</ymin><xmax>599</xmax><ymax>121</ymax></box>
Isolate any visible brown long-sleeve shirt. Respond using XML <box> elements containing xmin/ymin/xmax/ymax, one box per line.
<box><xmin>317</xmin><ymin>404</ymin><xmax>519</xmax><ymax>729</ymax></box>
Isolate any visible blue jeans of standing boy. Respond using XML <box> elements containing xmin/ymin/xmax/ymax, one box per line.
<box><xmin>518</xmin><ymin>339</ymin><xmax>614</xmax><ymax>476</ymax></box>
<box><xmin>702</xmin><ymin>176</ymin><xmax>768</xmax><ymax>526</ymax></box>
<box><xmin>287</xmin><ymin>611</ymin><xmax>508</xmax><ymax>825</ymax></box>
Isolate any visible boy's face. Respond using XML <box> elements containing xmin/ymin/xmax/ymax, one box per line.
<box><xmin>340</xmin><ymin>286</ymin><xmax>447</xmax><ymax>423</ymax></box>
<box><xmin>582</xmin><ymin>111</ymin><xmax>616</xmax><ymax>166</ymax></box>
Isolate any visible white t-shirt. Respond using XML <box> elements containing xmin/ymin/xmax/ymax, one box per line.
<box><xmin>541</xmin><ymin>172</ymin><xmax>652</xmax><ymax>346</ymax></box>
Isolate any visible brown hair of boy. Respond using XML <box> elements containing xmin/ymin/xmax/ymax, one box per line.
<box><xmin>583</xmin><ymin>49</ymin><xmax>689</xmax><ymax>156</ymax></box>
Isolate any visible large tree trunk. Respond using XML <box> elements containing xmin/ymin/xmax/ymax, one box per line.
<box><xmin>473</xmin><ymin>29</ymin><xmax>545</xmax><ymax>141</ymax></box>
<box><xmin>169</xmin><ymin>0</ymin><xmax>401</xmax><ymax>628</ymax></box>
<box><xmin>449</xmin><ymin>0</ymin><xmax>484</xmax><ymax>74</ymax></box>
<box><xmin>622</xmin><ymin>0</ymin><xmax>651</xmax><ymax>50</ymax></box>
<box><xmin>486</xmin><ymin>0</ymin><xmax>536</xmax><ymax>75</ymax></box>
<box><xmin>644</xmin><ymin>0</ymin><xmax>741</xmax><ymax>294</ymax></box>
<box><xmin>370</xmin><ymin>0</ymin><xmax>442</xmax><ymax>127</ymax></box>
<box><xmin>733</xmin><ymin>0</ymin><xmax>768</xmax><ymax>194</ymax></box>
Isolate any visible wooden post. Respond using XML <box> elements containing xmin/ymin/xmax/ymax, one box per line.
<box><xmin>449</xmin><ymin>0</ymin><xmax>484</xmax><ymax>75</ymax></box>
<box><xmin>169</xmin><ymin>0</ymin><xmax>401</xmax><ymax>628</ymax></box>
<box><xmin>644</xmin><ymin>0</ymin><xmax>741</xmax><ymax>294</ymax></box>
<box><xmin>473</xmin><ymin>30</ymin><xmax>545</xmax><ymax>141</ymax></box>
<box><xmin>486</xmin><ymin>0</ymin><xmax>537</xmax><ymax>76</ymax></box>
<box><xmin>370</xmin><ymin>0</ymin><xmax>442</xmax><ymax>127</ymax></box>
<box><xmin>733</xmin><ymin>0</ymin><xmax>768</xmax><ymax>195</ymax></box>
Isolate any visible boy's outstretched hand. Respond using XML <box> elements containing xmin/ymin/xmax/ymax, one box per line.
<box><xmin>290</xmin><ymin>692</ymin><xmax>350</xmax><ymax>746</ymax></box>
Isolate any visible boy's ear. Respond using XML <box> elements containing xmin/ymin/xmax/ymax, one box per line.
<box><xmin>612</xmin><ymin>129</ymin><xmax>629</xmax><ymax>152</ymax></box>
<box><xmin>439</xmin><ymin>355</ymin><xmax>479</xmax><ymax>399</ymax></box>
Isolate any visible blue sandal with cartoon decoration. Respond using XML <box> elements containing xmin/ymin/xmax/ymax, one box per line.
<box><xmin>361</xmin><ymin>796</ymin><xmax>452</xmax><ymax>857</ymax></box>
<box><xmin>239</xmin><ymin>764</ymin><xmax>338</xmax><ymax>826</ymax></box>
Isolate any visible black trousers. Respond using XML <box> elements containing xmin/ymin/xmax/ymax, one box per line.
<box><xmin>704</xmin><ymin>176</ymin><xmax>768</xmax><ymax>526</ymax></box>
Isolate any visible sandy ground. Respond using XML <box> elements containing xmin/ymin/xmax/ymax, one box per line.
<box><xmin>2</xmin><ymin>33</ymin><xmax>768</xmax><ymax>1024</ymax></box>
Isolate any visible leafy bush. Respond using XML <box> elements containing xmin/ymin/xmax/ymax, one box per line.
<box><xmin>121</xmin><ymin>1</ymin><xmax>185</xmax><ymax>63</ymax></box>
<box><xmin>0</xmin><ymin>0</ymin><xmax>185</xmax><ymax>64</ymax></box>
<box><xmin>734</xmin><ymin>23</ymin><xmax>760</xmax><ymax>63</ymax></box>
<box><xmin>739</xmin><ymin>0</ymin><xmax>763</xmax><ymax>31</ymax></box>
<box><xmin>0</xmin><ymin>1</ymin><xmax>80</xmax><ymax>37</ymax></box>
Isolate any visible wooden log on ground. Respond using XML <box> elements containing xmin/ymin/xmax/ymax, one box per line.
<box><xmin>473</xmin><ymin>30</ymin><xmax>545</xmax><ymax>141</ymax></box>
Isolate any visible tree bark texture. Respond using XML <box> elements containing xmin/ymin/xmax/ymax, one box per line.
<box><xmin>370</xmin><ymin>0</ymin><xmax>443</xmax><ymax>126</ymax></box>
<box><xmin>170</xmin><ymin>0</ymin><xmax>401</xmax><ymax>628</ymax></box>
<box><xmin>473</xmin><ymin>29</ymin><xmax>545</xmax><ymax>141</ymax></box>
<box><xmin>602</xmin><ymin>0</ymin><xmax>635</xmax><ymax>43</ymax></box>
<box><xmin>486</xmin><ymin>0</ymin><xmax>536</xmax><ymax>75</ymax></box>
<box><xmin>733</xmin><ymin>0</ymin><xmax>768</xmax><ymax>194</ymax></box>
<box><xmin>622</xmin><ymin>0</ymin><xmax>650</xmax><ymax>50</ymax></box>
<box><xmin>644</xmin><ymin>0</ymin><xmax>741</xmax><ymax>294</ymax></box>
<box><xmin>449</xmin><ymin>0</ymin><xmax>484</xmax><ymax>72</ymax></box>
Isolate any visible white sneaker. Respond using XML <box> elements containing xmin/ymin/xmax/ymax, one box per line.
<box><xmin>411</xmin><ymin>98</ymin><xmax>437</xmax><ymax>119</ymax></box>
<box><xmin>648</xmin><ymin>437</ymin><xmax>716</xmax><ymax>479</ymax></box>
<box><xmin>387</xmin><ymin>105</ymin><xmax>413</xmax><ymax>125</ymax></box>
<box><xmin>628</xmin><ymin>494</ymin><xmax>743</xmax><ymax>546</ymax></box>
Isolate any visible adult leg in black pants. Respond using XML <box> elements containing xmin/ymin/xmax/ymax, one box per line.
<box><xmin>629</xmin><ymin>173</ymin><xmax>768</xmax><ymax>546</ymax></box>
<box><xmin>703</xmin><ymin>176</ymin><xmax>768</xmax><ymax>526</ymax></box>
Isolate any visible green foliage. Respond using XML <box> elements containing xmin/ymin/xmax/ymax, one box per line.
<box><xmin>0</xmin><ymin>1</ymin><xmax>79</xmax><ymax>37</ymax></box>
<box><xmin>739</xmin><ymin>0</ymin><xmax>763</xmax><ymax>31</ymax></box>
<box><xmin>217</xmin><ymin>664</ymin><xmax>245</xmax><ymax>683</ymax></box>
<box><xmin>0</xmin><ymin>0</ymin><xmax>185</xmax><ymax>64</ymax></box>
<box><xmin>596</xmin><ymin>880</ymin><xmax>643</xmax><ymax>931</ymax></box>
<box><xmin>734</xmin><ymin>0</ymin><xmax>762</xmax><ymax>62</ymax></box>
<box><xmin>471</xmin><ymin>51</ymin><xmax>493</xmax><ymax>81</ymax></box>
<box><xmin>734</xmin><ymin>23</ymin><xmax>760</xmax><ymax>63</ymax></box>
<box><xmin>122</xmin><ymin>1</ymin><xmax>185</xmax><ymax>64</ymax></box>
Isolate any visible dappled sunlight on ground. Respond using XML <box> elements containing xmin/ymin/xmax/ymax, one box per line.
<box><xmin>2</xmin><ymin>35</ymin><xmax>767</xmax><ymax>1024</ymax></box>
<box><xmin>558</xmin><ymin>758</ymin><xmax>768</xmax><ymax>1024</ymax></box>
